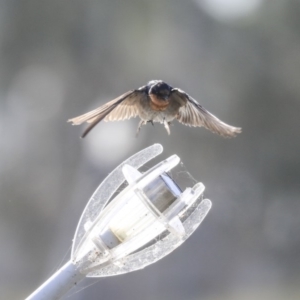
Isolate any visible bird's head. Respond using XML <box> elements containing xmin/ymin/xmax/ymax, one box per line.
<box><xmin>148</xmin><ymin>80</ymin><xmax>172</xmax><ymax>101</ymax></box>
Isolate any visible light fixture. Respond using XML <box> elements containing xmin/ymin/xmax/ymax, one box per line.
<box><xmin>26</xmin><ymin>144</ymin><xmax>211</xmax><ymax>299</ymax></box>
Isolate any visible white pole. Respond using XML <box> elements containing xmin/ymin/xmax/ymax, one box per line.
<box><xmin>26</xmin><ymin>261</ymin><xmax>85</xmax><ymax>300</ymax></box>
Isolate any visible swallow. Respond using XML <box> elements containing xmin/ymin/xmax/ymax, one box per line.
<box><xmin>68</xmin><ymin>80</ymin><xmax>242</xmax><ymax>138</ymax></box>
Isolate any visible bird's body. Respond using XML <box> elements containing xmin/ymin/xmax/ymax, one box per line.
<box><xmin>68</xmin><ymin>80</ymin><xmax>241</xmax><ymax>138</ymax></box>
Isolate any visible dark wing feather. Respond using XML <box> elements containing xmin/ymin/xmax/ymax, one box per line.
<box><xmin>68</xmin><ymin>89</ymin><xmax>144</xmax><ymax>137</ymax></box>
<box><xmin>172</xmin><ymin>88</ymin><xmax>242</xmax><ymax>138</ymax></box>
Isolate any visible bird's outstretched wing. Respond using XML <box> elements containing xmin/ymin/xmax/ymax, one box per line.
<box><xmin>171</xmin><ymin>88</ymin><xmax>242</xmax><ymax>138</ymax></box>
<box><xmin>68</xmin><ymin>89</ymin><xmax>146</xmax><ymax>137</ymax></box>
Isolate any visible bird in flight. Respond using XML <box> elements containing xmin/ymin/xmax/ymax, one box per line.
<box><xmin>68</xmin><ymin>80</ymin><xmax>242</xmax><ymax>138</ymax></box>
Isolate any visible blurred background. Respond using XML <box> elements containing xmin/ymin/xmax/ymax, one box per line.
<box><xmin>1</xmin><ymin>0</ymin><xmax>300</xmax><ymax>299</ymax></box>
